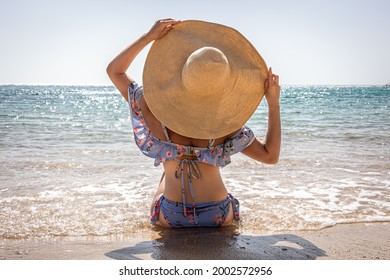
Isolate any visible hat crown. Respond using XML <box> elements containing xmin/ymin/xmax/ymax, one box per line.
<box><xmin>182</xmin><ymin>47</ymin><xmax>230</xmax><ymax>96</ymax></box>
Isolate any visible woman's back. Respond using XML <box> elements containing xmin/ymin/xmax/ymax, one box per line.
<box><xmin>141</xmin><ymin>95</ymin><xmax>233</xmax><ymax>203</ymax></box>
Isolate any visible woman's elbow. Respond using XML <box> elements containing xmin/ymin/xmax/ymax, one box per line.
<box><xmin>106</xmin><ymin>63</ymin><xmax>120</xmax><ymax>82</ymax></box>
<box><xmin>262</xmin><ymin>153</ymin><xmax>280</xmax><ymax>164</ymax></box>
<box><xmin>267</xmin><ymin>157</ymin><xmax>279</xmax><ymax>164</ymax></box>
<box><xmin>106</xmin><ymin>62</ymin><xmax>114</xmax><ymax>76</ymax></box>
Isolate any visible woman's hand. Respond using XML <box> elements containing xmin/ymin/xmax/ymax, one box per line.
<box><xmin>145</xmin><ymin>18</ymin><xmax>181</xmax><ymax>41</ymax></box>
<box><xmin>264</xmin><ymin>67</ymin><xmax>280</xmax><ymax>108</ymax></box>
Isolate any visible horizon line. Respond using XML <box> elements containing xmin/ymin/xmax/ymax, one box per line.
<box><xmin>1</xmin><ymin>83</ymin><xmax>389</xmax><ymax>87</ymax></box>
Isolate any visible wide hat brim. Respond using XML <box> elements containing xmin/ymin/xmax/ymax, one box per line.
<box><xmin>143</xmin><ymin>20</ymin><xmax>268</xmax><ymax>139</ymax></box>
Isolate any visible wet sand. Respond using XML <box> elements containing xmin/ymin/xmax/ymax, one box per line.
<box><xmin>1</xmin><ymin>222</ymin><xmax>389</xmax><ymax>260</ymax></box>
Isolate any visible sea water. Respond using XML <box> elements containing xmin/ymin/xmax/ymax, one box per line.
<box><xmin>0</xmin><ymin>85</ymin><xmax>389</xmax><ymax>238</ymax></box>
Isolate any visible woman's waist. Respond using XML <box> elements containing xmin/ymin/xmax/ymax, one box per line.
<box><xmin>163</xmin><ymin>182</ymin><xmax>228</xmax><ymax>203</ymax></box>
<box><xmin>162</xmin><ymin>159</ymin><xmax>227</xmax><ymax>203</ymax></box>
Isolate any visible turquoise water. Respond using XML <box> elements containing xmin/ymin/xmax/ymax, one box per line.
<box><xmin>0</xmin><ymin>85</ymin><xmax>389</xmax><ymax>238</ymax></box>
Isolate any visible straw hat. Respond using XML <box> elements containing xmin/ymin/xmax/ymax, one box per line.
<box><xmin>143</xmin><ymin>20</ymin><xmax>268</xmax><ymax>139</ymax></box>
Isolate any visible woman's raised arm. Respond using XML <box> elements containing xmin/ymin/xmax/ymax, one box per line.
<box><xmin>106</xmin><ymin>19</ymin><xmax>181</xmax><ymax>101</ymax></box>
<box><xmin>241</xmin><ymin>67</ymin><xmax>281</xmax><ymax>164</ymax></box>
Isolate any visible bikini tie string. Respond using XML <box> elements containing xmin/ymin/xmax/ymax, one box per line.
<box><xmin>175</xmin><ymin>159</ymin><xmax>200</xmax><ymax>224</ymax></box>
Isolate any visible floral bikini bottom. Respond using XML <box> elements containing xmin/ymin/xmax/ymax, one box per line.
<box><xmin>151</xmin><ymin>194</ymin><xmax>240</xmax><ymax>228</ymax></box>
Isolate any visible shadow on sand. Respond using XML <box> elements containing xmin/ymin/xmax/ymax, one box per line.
<box><xmin>105</xmin><ymin>227</ymin><xmax>327</xmax><ymax>260</ymax></box>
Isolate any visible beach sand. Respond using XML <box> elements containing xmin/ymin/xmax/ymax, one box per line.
<box><xmin>1</xmin><ymin>222</ymin><xmax>389</xmax><ymax>260</ymax></box>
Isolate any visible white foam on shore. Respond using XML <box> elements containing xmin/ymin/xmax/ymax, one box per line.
<box><xmin>1</xmin><ymin>160</ymin><xmax>389</xmax><ymax>238</ymax></box>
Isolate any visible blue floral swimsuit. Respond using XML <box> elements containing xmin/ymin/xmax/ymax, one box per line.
<box><xmin>128</xmin><ymin>83</ymin><xmax>255</xmax><ymax>227</ymax></box>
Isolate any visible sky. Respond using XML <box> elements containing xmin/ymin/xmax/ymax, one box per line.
<box><xmin>0</xmin><ymin>0</ymin><xmax>389</xmax><ymax>85</ymax></box>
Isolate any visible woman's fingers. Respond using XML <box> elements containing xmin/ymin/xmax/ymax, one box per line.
<box><xmin>267</xmin><ymin>67</ymin><xmax>280</xmax><ymax>86</ymax></box>
<box><xmin>272</xmin><ymin>74</ymin><xmax>279</xmax><ymax>84</ymax></box>
<box><xmin>148</xmin><ymin>19</ymin><xmax>181</xmax><ymax>40</ymax></box>
<box><xmin>264</xmin><ymin>67</ymin><xmax>281</xmax><ymax>107</ymax></box>
<box><xmin>268</xmin><ymin>68</ymin><xmax>274</xmax><ymax>86</ymax></box>
<box><xmin>159</xmin><ymin>19</ymin><xmax>181</xmax><ymax>31</ymax></box>
<box><xmin>157</xmin><ymin>18</ymin><xmax>181</xmax><ymax>27</ymax></box>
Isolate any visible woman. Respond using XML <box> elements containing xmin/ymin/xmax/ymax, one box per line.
<box><xmin>107</xmin><ymin>19</ymin><xmax>281</xmax><ymax>228</ymax></box>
